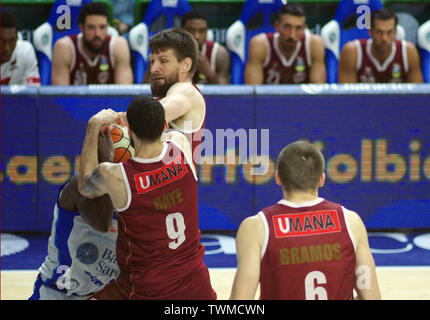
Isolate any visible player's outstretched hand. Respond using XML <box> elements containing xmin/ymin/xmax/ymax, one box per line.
<box><xmin>117</xmin><ymin>112</ymin><xmax>129</xmax><ymax>129</ymax></box>
<box><xmin>90</xmin><ymin>108</ymin><xmax>119</xmax><ymax>128</ymax></box>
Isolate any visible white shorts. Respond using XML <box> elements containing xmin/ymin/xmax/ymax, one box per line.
<box><xmin>29</xmin><ymin>273</ymin><xmax>89</xmax><ymax>300</ymax></box>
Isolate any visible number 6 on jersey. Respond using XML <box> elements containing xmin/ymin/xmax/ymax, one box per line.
<box><xmin>166</xmin><ymin>212</ymin><xmax>186</xmax><ymax>249</ymax></box>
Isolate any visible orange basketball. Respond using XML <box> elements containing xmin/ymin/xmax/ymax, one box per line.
<box><xmin>109</xmin><ymin>124</ymin><xmax>135</xmax><ymax>163</ymax></box>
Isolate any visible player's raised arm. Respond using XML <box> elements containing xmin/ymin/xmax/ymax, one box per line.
<box><xmin>78</xmin><ymin>109</ymin><xmax>118</xmax><ymax>199</ymax></box>
<box><xmin>158</xmin><ymin>82</ymin><xmax>197</xmax><ymax>123</ymax></box>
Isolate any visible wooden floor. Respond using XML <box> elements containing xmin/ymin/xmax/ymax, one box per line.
<box><xmin>2</xmin><ymin>267</ymin><xmax>430</xmax><ymax>300</ymax></box>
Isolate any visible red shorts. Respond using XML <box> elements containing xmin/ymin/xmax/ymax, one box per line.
<box><xmin>89</xmin><ymin>265</ymin><xmax>217</xmax><ymax>300</ymax></box>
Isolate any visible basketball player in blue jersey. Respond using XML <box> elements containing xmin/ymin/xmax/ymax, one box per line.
<box><xmin>29</xmin><ymin>130</ymin><xmax>119</xmax><ymax>300</ymax></box>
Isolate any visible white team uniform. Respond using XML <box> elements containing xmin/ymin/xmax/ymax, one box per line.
<box><xmin>30</xmin><ymin>195</ymin><xmax>118</xmax><ymax>300</ymax></box>
<box><xmin>1</xmin><ymin>40</ymin><xmax>40</xmax><ymax>85</ymax></box>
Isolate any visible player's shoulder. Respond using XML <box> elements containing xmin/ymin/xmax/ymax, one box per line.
<box><xmin>169</xmin><ymin>81</ymin><xmax>200</xmax><ymax>96</ymax></box>
<box><xmin>309</xmin><ymin>31</ymin><xmax>324</xmax><ymax>44</ymax></box>
<box><xmin>404</xmin><ymin>40</ymin><xmax>419</xmax><ymax>53</ymax></box>
<box><xmin>112</xmin><ymin>35</ymin><xmax>129</xmax><ymax>49</ymax></box>
<box><xmin>341</xmin><ymin>205</ymin><xmax>365</xmax><ymax>230</ymax></box>
<box><xmin>342</xmin><ymin>39</ymin><xmax>359</xmax><ymax>52</ymax></box>
<box><xmin>98</xmin><ymin>162</ymin><xmax>123</xmax><ymax>178</ymax></box>
<box><xmin>240</xmin><ymin>212</ymin><xmax>265</xmax><ymax>232</ymax></box>
<box><xmin>16</xmin><ymin>39</ymin><xmax>34</xmax><ymax>51</ymax></box>
<box><xmin>13</xmin><ymin>40</ymin><xmax>36</xmax><ymax>57</ymax></box>
<box><xmin>251</xmin><ymin>32</ymin><xmax>268</xmax><ymax>43</ymax></box>
<box><xmin>53</xmin><ymin>35</ymin><xmax>74</xmax><ymax>51</ymax></box>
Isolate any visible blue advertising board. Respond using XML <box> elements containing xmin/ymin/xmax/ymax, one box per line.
<box><xmin>1</xmin><ymin>84</ymin><xmax>429</xmax><ymax>231</ymax></box>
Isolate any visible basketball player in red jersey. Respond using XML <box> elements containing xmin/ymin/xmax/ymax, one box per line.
<box><xmin>78</xmin><ymin>95</ymin><xmax>216</xmax><ymax>300</ymax></box>
<box><xmin>230</xmin><ymin>141</ymin><xmax>381</xmax><ymax>300</ymax></box>
<box><xmin>51</xmin><ymin>2</ymin><xmax>133</xmax><ymax>85</ymax></box>
<box><xmin>181</xmin><ymin>11</ymin><xmax>230</xmax><ymax>84</ymax></box>
<box><xmin>147</xmin><ymin>28</ymin><xmax>206</xmax><ymax>166</ymax></box>
<box><xmin>245</xmin><ymin>3</ymin><xmax>326</xmax><ymax>84</ymax></box>
<box><xmin>338</xmin><ymin>8</ymin><xmax>423</xmax><ymax>83</ymax></box>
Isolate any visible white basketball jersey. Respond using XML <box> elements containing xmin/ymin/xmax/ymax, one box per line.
<box><xmin>38</xmin><ymin>201</ymin><xmax>118</xmax><ymax>298</ymax></box>
<box><xmin>1</xmin><ymin>40</ymin><xmax>40</xmax><ymax>85</ymax></box>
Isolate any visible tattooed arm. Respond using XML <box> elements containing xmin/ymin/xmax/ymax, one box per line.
<box><xmin>78</xmin><ymin>109</ymin><xmax>127</xmax><ymax>209</ymax></box>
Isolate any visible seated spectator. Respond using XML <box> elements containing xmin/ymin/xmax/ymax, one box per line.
<box><xmin>1</xmin><ymin>11</ymin><xmax>40</xmax><ymax>85</ymax></box>
<box><xmin>244</xmin><ymin>2</ymin><xmax>326</xmax><ymax>84</ymax></box>
<box><xmin>181</xmin><ymin>11</ymin><xmax>230</xmax><ymax>84</ymax></box>
<box><xmin>51</xmin><ymin>2</ymin><xmax>133</xmax><ymax>85</ymax></box>
<box><xmin>338</xmin><ymin>8</ymin><xmax>423</xmax><ymax>83</ymax></box>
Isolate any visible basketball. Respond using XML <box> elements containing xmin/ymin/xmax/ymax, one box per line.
<box><xmin>110</xmin><ymin>123</ymin><xmax>135</xmax><ymax>163</ymax></box>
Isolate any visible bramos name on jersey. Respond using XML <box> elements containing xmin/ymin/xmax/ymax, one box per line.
<box><xmin>272</xmin><ymin>210</ymin><xmax>341</xmax><ymax>238</ymax></box>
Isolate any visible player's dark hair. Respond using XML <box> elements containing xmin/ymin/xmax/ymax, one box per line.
<box><xmin>181</xmin><ymin>11</ymin><xmax>208</xmax><ymax>27</ymax></box>
<box><xmin>1</xmin><ymin>11</ymin><xmax>19</xmax><ymax>30</ymax></box>
<box><xmin>149</xmin><ymin>28</ymin><xmax>198</xmax><ymax>77</ymax></box>
<box><xmin>78</xmin><ymin>2</ymin><xmax>109</xmax><ymax>25</ymax></box>
<box><xmin>126</xmin><ymin>95</ymin><xmax>165</xmax><ymax>142</ymax></box>
<box><xmin>371</xmin><ymin>8</ymin><xmax>398</xmax><ymax>28</ymax></box>
<box><xmin>278</xmin><ymin>2</ymin><xmax>305</xmax><ymax>19</ymax></box>
<box><xmin>276</xmin><ymin>141</ymin><xmax>325</xmax><ymax>193</ymax></box>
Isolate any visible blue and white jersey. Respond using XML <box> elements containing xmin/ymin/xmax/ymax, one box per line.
<box><xmin>37</xmin><ymin>200</ymin><xmax>118</xmax><ymax>298</ymax></box>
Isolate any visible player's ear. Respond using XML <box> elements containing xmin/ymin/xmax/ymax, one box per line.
<box><xmin>182</xmin><ymin>57</ymin><xmax>192</xmax><ymax>72</ymax></box>
<box><xmin>274</xmin><ymin>20</ymin><xmax>280</xmax><ymax>32</ymax></box>
<box><xmin>275</xmin><ymin>170</ymin><xmax>282</xmax><ymax>186</ymax></box>
<box><xmin>318</xmin><ymin>172</ymin><xmax>325</xmax><ymax>188</ymax></box>
<box><xmin>163</xmin><ymin>121</ymin><xmax>169</xmax><ymax>131</ymax></box>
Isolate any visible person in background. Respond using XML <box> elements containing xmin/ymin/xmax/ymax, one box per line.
<box><xmin>338</xmin><ymin>8</ymin><xmax>423</xmax><ymax>83</ymax></box>
<box><xmin>111</xmin><ymin>0</ymin><xmax>135</xmax><ymax>36</ymax></box>
<box><xmin>245</xmin><ymin>2</ymin><xmax>326</xmax><ymax>84</ymax></box>
<box><xmin>181</xmin><ymin>10</ymin><xmax>230</xmax><ymax>84</ymax></box>
<box><xmin>51</xmin><ymin>2</ymin><xmax>133</xmax><ymax>85</ymax></box>
<box><xmin>1</xmin><ymin>11</ymin><xmax>40</xmax><ymax>85</ymax></box>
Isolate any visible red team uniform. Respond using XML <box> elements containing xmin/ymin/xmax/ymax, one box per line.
<box><xmin>90</xmin><ymin>141</ymin><xmax>216</xmax><ymax>300</ymax></box>
<box><xmin>262</xmin><ymin>30</ymin><xmax>312</xmax><ymax>84</ymax></box>
<box><xmin>258</xmin><ymin>198</ymin><xmax>356</xmax><ymax>300</ymax></box>
<box><xmin>192</xmin><ymin>40</ymin><xmax>219</xmax><ymax>84</ymax></box>
<box><xmin>67</xmin><ymin>33</ymin><xmax>115</xmax><ymax>85</ymax></box>
<box><xmin>355</xmin><ymin>38</ymin><xmax>408</xmax><ymax>83</ymax></box>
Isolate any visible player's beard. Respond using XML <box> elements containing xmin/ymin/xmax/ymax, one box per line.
<box><xmin>83</xmin><ymin>37</ymin><xmax>105</xmax><ymax>54</ymax></box>
<box><xmin>281</xmin><ymin>38</ymin><xmax>298</xmax><ymax>52</ymax></box>
<box><xmin>150</xmin><ymin>70</ymin><xmax>180</xmax><ymax>98</ymax></box>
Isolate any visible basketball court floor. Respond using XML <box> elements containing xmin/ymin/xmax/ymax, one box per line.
<box><xmin>2</xmin><ymin>231</ymin><xmax>430</xmax><ymax>300</ymax></box>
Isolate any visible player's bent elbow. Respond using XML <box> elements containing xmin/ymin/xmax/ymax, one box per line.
<box><xmin>92</xmin><ymin>221</ymin><xmax>111</xmax><ymax>233</ymax></box>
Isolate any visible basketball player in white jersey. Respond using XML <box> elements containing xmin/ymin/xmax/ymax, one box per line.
<box><xmin>29</xmin><ymin>131</ymin><xmax>118</xmax><ymax>300</ymax></box>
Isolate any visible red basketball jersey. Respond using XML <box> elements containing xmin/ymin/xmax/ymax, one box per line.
<box><xmin>168</xmin><ymin>83</ymin><xmax>206</xmax><ymax>168</ymax></box>
<box><xmin>263</xmin><ymin>30</ymin><xmax>311</xmax><ymax>84</ymax></box>
<box><xmin>259</xmin><ymin>198</ymin><xmax>356</xmax><ymax>300</ymax></box>
<box><xmin>112</xmin><ymin>141</ymin><xmax>215</xmax><ymax>299</ymax></box>
<box><xmin>193</xmin><ymin>40</ymin><xmax>219</xmax><ymax>84</ymax></box>
<box><xmin>68</xmin><ymin>33</ymin><xmax>115</xmax><ymax>85</ymax></box>
<box><xmin>356</xmin><ymin>38</ymin><xmax>408</xmax><ymax>83</ymax></box>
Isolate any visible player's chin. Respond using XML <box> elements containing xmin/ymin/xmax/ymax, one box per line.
<box><xmin>152</xmin><ymin>78</ymin><xmax>165</xmax><ymax>85</ymax></box>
